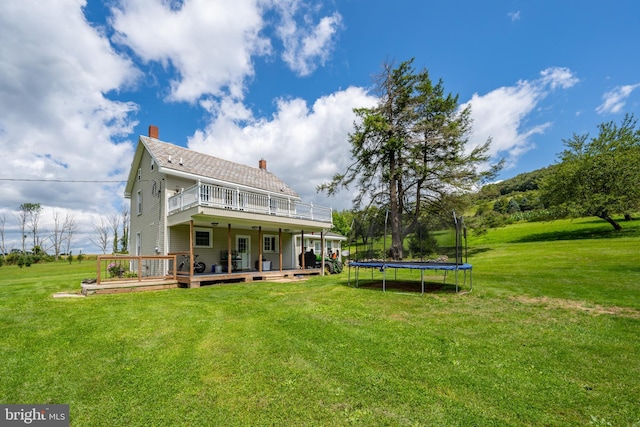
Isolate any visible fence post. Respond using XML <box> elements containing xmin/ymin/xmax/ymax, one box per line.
<box><xmin>96</xmin><ymin>256</ymin><xmax>102</xmax><ymax>285</ymax></box>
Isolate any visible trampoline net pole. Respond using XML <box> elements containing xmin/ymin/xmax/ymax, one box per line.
<box><xmin>383</xmin><ymin>265</ymin><xmax>386</xmax><ymax>292</ymax></box>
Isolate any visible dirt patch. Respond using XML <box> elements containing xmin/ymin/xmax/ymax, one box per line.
<box><xmin>53</xmin><ymin>292</ymin><xmax>85</xmax><ymax>298</ymax></box>
<box><xmin>267</xmin><ymin>276</ymin><xmax>309</xmax><ymax>283</ymax></box>
<box><xmin>510</xmin><ymin>295</ymin><xmax>640</xmax><ymax>319</ymax></box>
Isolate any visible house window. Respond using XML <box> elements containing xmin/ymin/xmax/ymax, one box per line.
<box><xmin>137</xmin><ymin>190</ymin><xmax>142</xmax><ymax>215</ymax></box>
<box><xmin>263</xmin><ymin>235</ymin><xmax>279</xmax><ymax>253</ymax></box>
<box><xmin>150</xmin><ymin>159</ymin><xmax>155</xmax><ymax>172</ymax></box>
<box><xmin>135</xmin><ymin>232</ymin><xmax>141</xmax><ymax>256</ymax></box>
<box><xmin>194</xmin><ymin>227</ymin><xmax>212</xmax><ymax>248</ymax></box>
<box><xmin>137</xmin><ymin>167</ymin><xmax>142</xmax><ymax>182</ymax></box>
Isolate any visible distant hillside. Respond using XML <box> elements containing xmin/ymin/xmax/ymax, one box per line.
<box><xmin>477</xmin><ymin>166</ymin><xmax>556</xmax><ymax>199</ymax></box>
<box><xmin>466</xmin><ymin>166</ymin><xmax>560</xmax><ymax>229</ymax></box>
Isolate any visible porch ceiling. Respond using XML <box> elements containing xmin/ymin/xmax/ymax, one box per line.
<box><xmin>167</xmin><ymin>206</ymin><xmax>330</xmax><ymax>233</ymax></box>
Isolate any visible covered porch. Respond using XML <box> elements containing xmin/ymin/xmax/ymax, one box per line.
<box><xmin>165</xmin><ymin>202</ymin><xmax>332</xmax><ymax>288</ymax></box>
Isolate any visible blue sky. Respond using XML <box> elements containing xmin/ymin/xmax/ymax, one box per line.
<box><xmin>1</xmin><ymin>0</ymin><xmax>639</xmax><ymax>253</ymax></box>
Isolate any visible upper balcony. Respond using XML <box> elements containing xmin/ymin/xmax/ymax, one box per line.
<box><xmin>167</xmin><ymin>182</ymin><xmax>333</xmax><ymax>224</ymax></box>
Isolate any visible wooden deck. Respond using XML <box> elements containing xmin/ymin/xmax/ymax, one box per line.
<box><xmin>177</xmin><ymin>267</ymin><xmax>322</xmax><ymax>288</ymax></box>
<box><xmin>82</xmin><ymin>278</ymin><xmax>180</xmax><ymax>295</ymax></box>
<box><xmin>81</xmin><ymin>267</ymin><xmax>321</xmax><ymax>295</ymax></box>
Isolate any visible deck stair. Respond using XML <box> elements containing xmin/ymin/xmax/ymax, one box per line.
<box><xmin>82</xmin><ymin>279</ymin><xmax>179</xmax><ymax>295</ymax></box>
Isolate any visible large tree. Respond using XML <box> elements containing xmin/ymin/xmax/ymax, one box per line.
<box><xmin>541</xmin><ymin>113</ymin><xmax>640</xmax><ymax>230</ymax></box>
<box><xmin>0</xmin><ymin>214</ymin><xmax>6</xmax><ymax>256</ymax></box>
<box><xmin>16</xmin><ymin>203</ymin><xmax>41</xmax><ymax>253</ymax></box>
<box><xmin>119</xmin><ymin>208</ymin><xmax>129</xmax><ymax>253</ymax></box>
<box><xmin>91</xmin><ymin>217</ymin><xmax>111</xmax><ymax>255</ymax></box>
<box><xmin>50</xmin><ymin>210</ymin><xmax>76</xmax><ymax>260</ymax></box>
<box><xmin>109</xmin><ymin>213</ymin><xmax>120</xmax><ymax>254</ymax></box>
<box><xmin>319</xmin><ymin>59</ymin><xmax>500</xmax><ymax>258</ymax></box>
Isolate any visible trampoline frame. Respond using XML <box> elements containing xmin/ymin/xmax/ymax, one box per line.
<box><xmin>347</xmin><ymin>211</ymin><xmax>472</xmax><ymax>294</ymax></box>
<box><xmin>348</xmin><ymin>261</ymin><xmax>473</xmax><ymax>294</ymax></box>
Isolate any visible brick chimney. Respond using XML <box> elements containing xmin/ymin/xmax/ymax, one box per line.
<box><xmin>259</xmin><ymin>159</ymin><xmax>267</xmax><ymax>170</ymax></box>
<box><xmin>148</xmin><ymin>125</ymin><xmax>159</xmax><ymax>139</ymax></box>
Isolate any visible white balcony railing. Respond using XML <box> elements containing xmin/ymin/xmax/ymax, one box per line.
<box><xmin>167</xmin><ymin>183</ymin><xmax>332</xmax><ymax>223</ymax></box>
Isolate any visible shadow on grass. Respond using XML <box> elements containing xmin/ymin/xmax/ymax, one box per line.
<box><xmin>512</xmin><ymin>224</ymin><xmax>640</xmax><ymax>243</ymax></box>
<box><xmin>345</xmin><ymin>280</ymin><xmax>459</xmax><ymax>294</ymax></box>
<box><xmin>467</xmin><ymin>247</ymin><xmax>492</xmax><ymax>256</ymax></box>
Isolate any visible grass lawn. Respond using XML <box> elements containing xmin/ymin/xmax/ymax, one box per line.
<box><xmin>1</xmin><ymin>218</ymin><xmax>639</xmax><ymax>426</ymax></box>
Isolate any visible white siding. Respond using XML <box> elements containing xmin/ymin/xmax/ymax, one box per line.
<box><xmin>129</xmin><ymin>148</ymin><xmax>165</xmax><ymax>255</ymax></box>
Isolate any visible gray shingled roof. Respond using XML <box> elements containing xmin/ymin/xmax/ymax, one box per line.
<box><xmin>141</xmin><ymin>136</ymin><xmax>299</xmax><ymax>198</ymax></box>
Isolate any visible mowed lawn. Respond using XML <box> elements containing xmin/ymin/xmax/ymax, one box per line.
<box><xmin>1</xmin><ymin>218</ymin><xmax>639</xmax><ymax>426</ymax></box>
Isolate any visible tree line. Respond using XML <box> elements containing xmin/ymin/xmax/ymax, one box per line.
<box><xmin>0</xmin><ymin>204</ymin><xmax>130</xmax><ymax>265</ymax></box>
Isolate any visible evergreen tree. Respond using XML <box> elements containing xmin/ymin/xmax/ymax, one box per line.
<box><xmin>319</xmin><ymin>59</ymin><xmax>501</xmax><ymax>258</ymax></box>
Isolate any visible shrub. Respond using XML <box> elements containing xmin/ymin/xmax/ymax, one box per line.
<box><xmin>5</xmin><ymin>253</ymin><xmax>20</xmax><ymax>265</ymax></box>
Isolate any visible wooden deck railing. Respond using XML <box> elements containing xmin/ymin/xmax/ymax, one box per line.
<box><xmin>96</xmin><ymin>255</ymin><xmax>177</xmax><ymax>285</ymax></box>
<box><xmin>169</xmin><ymin>252</ymin><xmax>192</xmax><ymax>277</ymax></box>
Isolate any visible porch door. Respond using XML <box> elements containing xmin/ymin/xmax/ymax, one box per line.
<box><xmin>236</xmin><ymin>235</ymin><xmax>250</xmax><ymax>270</ymax></box>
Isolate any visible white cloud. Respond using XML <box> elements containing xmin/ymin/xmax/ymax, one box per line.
<box><xmin>274</xmin><ymin>0</ymin><xmax>343</xmax><ymax>76</ymax></box>
<box><xmin>111</xmin><ymin>0</ymin><xmax>272</xmax><ymax>102</ymax></box>
<box><xmin>110</xmin><ymin>0</ymin><xmax>342</xmax><ymax>101</ymax></box>
<box><xmin>595</xmin><ymin>83</ymin><xmax>640</xmax><ymax>114</ymax></box>
<box><xmin>463</xmin><ymin>67</ymin><xmax>579</xmax><ymax>168</ymax></box>
<box><xmin>540</xmin><ymin>67</ymin><xmax>579</xmax><ymax>90</ymax></box>
<box><xmin>0</xmin><ymin>0</ymin><xmax>139</xmax><ymax>252</ymax></box>
<box><xmin>188</xmin><ymin>87</ymin><xmax>377</xmax><ymax>210</ymax></box>
<box><xmin>508</xmin><ymin>11</ymin><xmax>521</xmax><ymax>21</ymax></box>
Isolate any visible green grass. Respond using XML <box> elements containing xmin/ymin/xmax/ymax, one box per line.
<box><xmin>1</xmin><ymin>219</ymin><xmax>639</xmax><ymax>426</ymax></box>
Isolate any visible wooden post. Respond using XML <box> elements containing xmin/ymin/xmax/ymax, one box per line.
<box><xmin>301</xmin><ymin>230</ymin><xmax>305</xmax><ymax>268</ymax></box>
<box><xmin>189</xmin><ymin>220</ymin><xmax>194</xmax><ymax>277</ymax></box>
<box><xmin>258</xmin><ymin>226</ymin><xmax>263</xmax><ymax>272</ymax></box>
<box><xmin>189</xmin><ymin>220</ymin><xmax>198</xmax><ymax>287</ymax></box>
<box><xmin>278</xmin><ymin>228</ymin><xmax>283</xmax><ymax>272</ymax></box>
<box><xmin>96</xmin><ymin>256</ymin><xmax>102</xmax><ymax>285</ymax></box>
<box><xmin>227</xmin><ymin>223</ymin><xmax>232</xmax><ymax>274</ymax></box>
<box><xmin>320</xmin><ymin>230</ymin><xmax>325</xmax><ymax>276</ymax></box>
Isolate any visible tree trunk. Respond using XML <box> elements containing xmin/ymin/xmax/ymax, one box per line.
<box><xmin>600</xmin><ymin>214</ymin><xmax>622</xmax><ymax>230</ymax></box>
<box><xmin>389</xmin><ymin>154</ymin><xmax>403</xmax><ymax>260</ymax></box>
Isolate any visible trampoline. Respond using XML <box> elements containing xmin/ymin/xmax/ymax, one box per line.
<box><xmin>348</xmin><ymin>261</ymin><xmax>472</xmax><ymax>294</ymax></box>
<box><xmin>347</xmin><ymin>210</ymin><xmax>473</xmax><ymax>294</ymax></box>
